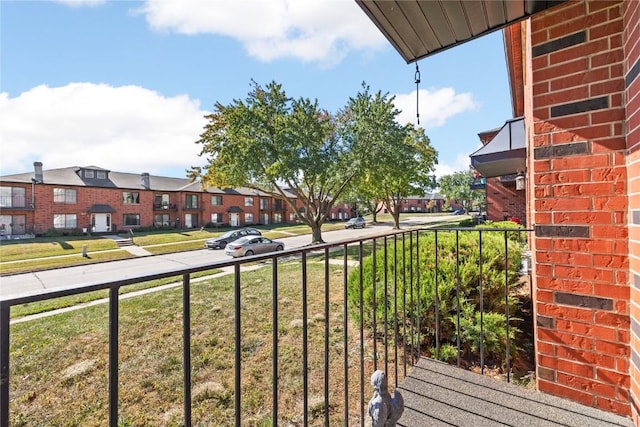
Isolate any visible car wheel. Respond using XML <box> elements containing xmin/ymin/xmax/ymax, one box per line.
<box><xmin>276</xmin><ymin>245</ymin><xmax>284</xmax><ymax>251</ymax></box>
<box><xmin>218</xmin><ymin>241</ymin><xmax>227</xmax><ymax>248</ymax></box>
<box><xmin>245</xmin><ymin>250</ymin><xmax>254</xmax><ymax>256</ymax></box>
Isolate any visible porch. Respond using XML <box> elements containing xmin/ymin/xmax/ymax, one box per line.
<box><xmin>399</xmin><ymin>357</ymin><xmax>633</xmax><ymax>426</ymax></box>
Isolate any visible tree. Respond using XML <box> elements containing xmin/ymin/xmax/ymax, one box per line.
<box><xmin>438</xmin><ymin>170</ymin><xmax>484</xmax><ymax>211</ymax></box>
<box><xmin>191</xmin><ymin>81</ymin><xmax>356</xmax><ymax>244</ymax></box>
<box><xmin>340</xmin><ymin>85</ymin><xmax>438</xmax><ymax>229</ymax></box>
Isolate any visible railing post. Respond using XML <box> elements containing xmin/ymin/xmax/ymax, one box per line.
<box><xmin>234</xmin><ymin>263</ymin><xmax>242</xmax><ymax>427</ymax></box>
<box><xmin>0</xmin><ymin>303</ymin><xmax>9</xmax><ymax>427</ymax></box>
<box><xmin>182</xmin><ymin>274</ymin><xmax>192</xmax><ymax>426</ymax></box>
<box><xmin>109</xmin><ymin>287</ymin><xmax>119</xmax><ymax>427</ymax></box>
<box><xmin>359</xmin><ymin>242</ymin><xmax>365</xmax><ymax>427</ymax></box>
<box><xmin>504</xmin><ymin>232</ymin><xmax>511</xmax><ymax>383</ymax></box>
<box><xmin>435</xmin><ymin>231</ymin><xmax>440</xmax><ymax>360</ymax></box>
<box><xmin>324</xmin><ymin>248</ymin><xmax>330</xmax><ymax>425</ymax></box>
<box><xmin>273</xmin><ymin>254</ymin><xmax>280</xmax><ymax>425</ymax></box>
<box><xmin>342</xmin><ymin>245</ymin><xmax>349</xmax><ymax>425</ymax></box>
<box><xmin>372</xmin><ymin>238</ymin><xmax>377</xmax><ymax>370</ymax></box>
<box><xmin>301</xmin><ymin>252</ymin><xmax>309</xmax><ymax>426</ymax></box>
<box><xmin>479</xmin><ymin>231</ymin><xmax>484</xmax><ymax>375</ymax></box>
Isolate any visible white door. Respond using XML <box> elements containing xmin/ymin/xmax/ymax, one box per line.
<box><xmin>92</xmin><ymin>214</ymin><xmax>110</xmax><ymax>232</ymax></box>
<box><xmin>185</xmin><ymin>215</ymin><xmax>193</xmax><ymax>228</ymax></box>
<box><xmin>230</xmin><ymin>213</ymin><xmax>239</xmax><ymax>227</ymax></box>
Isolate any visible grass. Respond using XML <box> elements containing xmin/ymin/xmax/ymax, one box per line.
<box><xmin>0</xmin><ymin>250</ymin><xmax>137</xmax><ymax>275</ymax></box>
<box><xmin>9</xmin><ymin>259</ymin><xmax>403</xmax><ymax>426</ymax></box>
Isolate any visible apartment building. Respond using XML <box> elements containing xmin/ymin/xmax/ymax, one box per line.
<box><xmin>0</xmin><ymin>163</ymin><xmax>301</xmax><ymax>237</ymax></box>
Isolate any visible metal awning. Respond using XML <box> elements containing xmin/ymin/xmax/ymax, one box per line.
<box><xmin>356</xmin><ymin>0</ymin><xmax>567</xmax><ymax>63</ymax></box>
<box><xmin>87</xmin><ymin>204</ymin><xmax>116</xmax><ymax>213</ymax></box>
<box><xmin>470</xmin><ymin>117</ymin><xmax>525</xmax><ymax>178</ymax></box>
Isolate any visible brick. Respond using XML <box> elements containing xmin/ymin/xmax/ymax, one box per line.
<box><xmin>550</xmin><ymin>67</ymin><xmax>610</xmax><ymax>92</ymax></box>
<box><xmin>555</xmin><ymin>291</ymin><xmax>614</xmax><ymax>310</ymax></box>
<box><xmin>538</xmin><ymin>380</ymin><xmax>595</xmax><ymax>406</ymax></box>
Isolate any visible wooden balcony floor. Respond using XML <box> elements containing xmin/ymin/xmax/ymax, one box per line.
<box><xmin>397</xmin><ymin>358</ymin><xmax>634</xmax><ymax>427</ymax></box>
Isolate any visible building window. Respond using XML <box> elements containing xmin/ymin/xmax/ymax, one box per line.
<box><xmin>274</xmin><ymin>199</ymin><xmax>283</xmax><ymax>210</ymax></box>
<box><xmin>260</xmin><ymin>199</ymin><xmax>269</xmax><ymax>210</ymax></box>
<box><xmin>0</xmin><ymin>186</ymin><xmax>26</xmax><ymax>208</ymax></box>
<box><xmin>260</xmin><ymin>213</ymin><xmax>269</xmax><ymax>225</ymax></box>
<box><xmin>245</xmin><ymin>212</ymin><xmax>254</xmax><ymax>224</ymax></box>
<box><xmin>96</xmin><ymin>170</ymin><xmax>107</xmax><ymax>179</ymax></box>
<box><xmin>154</xmin><ymin>214</ymin><xmax>170</xmax><ymax>227</ymax></box>
<box><xmin>211</xmin><ymin>195</ymin><xmax>223</xmax><ymax>206</ymax></box>
<box><xmin>84</xmin><ymin>169</ymin><xmax>95</xmax><ymax>179</ymax></box>
<box><xmin>53</xmin><ymin>188</ymin><xmax>76</xmax><ymax>204</ymax></box>
<box><xmin>274</xmin><ymin>213</ymin><xmax>282</xmax><ymax>224</ymax></box>
<box><xmin>244</xmin><ymin>197</ymin><xmax>253</xmax><ymax>207</ymax></box>
<box><xmin>123</xmin><ymin>214</ymin><xmax>140</xmax><ymax>226</ymax></box>
<box><xmin>185</xmin><ymin>194</ymin><xmax>199</xmax><ymax>209</ymax></box>
<box><xmin>289</xmin><ymin>213</ymin><xmax>297</xmax><ymax>222</ymax></box>
<box><xmin>155</xmin><ymin>193</ymin><xmax>170</xmax><ymax>209</ymax></box>
<box><xmin>53</xmin><ymin>214</ymin><xmax>77</xmax><ymax>229</ymax></box>
<box><xmin>123</xmin><ymin>192</ymin><xmax>140</xmax><ymax>204</ymax></box>
<box><xmin>211</xmin><ymin>213</ymin><xmax>223</xmax><ymax>223</ymax></box>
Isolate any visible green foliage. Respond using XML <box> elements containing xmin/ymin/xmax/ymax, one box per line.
<box><xmin>347</xmin><ymin>227</ymin><xmax>524</xmax><ymax>365</ymax></box>
<box><xmin>438</xmin><ymin>170</ymin><xmax>484</xmax><ymax>211</ymax></box>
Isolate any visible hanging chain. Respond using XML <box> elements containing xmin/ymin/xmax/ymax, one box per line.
<box><xmin>414</xmin><ymin>62</ymin><xmax>421</xmax><ymax>125</ymax></box>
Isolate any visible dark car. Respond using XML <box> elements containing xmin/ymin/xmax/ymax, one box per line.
<box><xmin>224</xmin><ymin>236</ymin><xmax>284</xmax><ymax>258</ymax></box>
<box><xmin>203</xmin><ymin>227</ymin><xmax>261</xmax><ymax>249</ymax></box>
<box><xmin>344</xmin><ymin>217</ymin><xmax>366</xmax><ymax>229</ymax></box>
<box><xmin>453</xmin><ymin>209</ymin><xmax>466</xmax><ymax>215</ymax></box>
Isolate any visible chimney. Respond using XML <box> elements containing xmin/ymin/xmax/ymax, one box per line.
<box><xmin>141</xmin><ymin>172</ymin><xmax>150</xmax><ymax>190</ymax></box>
<box><xmin>34</xmin><ymin>162</ymin><xmax>43</xmax><ymax>183</ymax></box>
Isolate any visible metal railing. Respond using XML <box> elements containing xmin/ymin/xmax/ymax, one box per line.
<box><xmin>0</xmin><ymin>226</ymin><xmax>532</xmax><ymax>426</ymax></box>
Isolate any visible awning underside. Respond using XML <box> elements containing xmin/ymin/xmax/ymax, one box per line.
<box><xmin>355</xmin><ymin>0</ymin><xmax>568</xmax><ymax>63</ymax></box>
<box><xmin>470</xmin><ymin>117</ymin><xmax>526</xmax><ymax>178</ymax></box>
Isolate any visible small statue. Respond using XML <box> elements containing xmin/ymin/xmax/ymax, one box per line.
<box><xmin>368</xmin><ymin>370</ymin><xmax>404</xmax><ymax>427</ymax></box>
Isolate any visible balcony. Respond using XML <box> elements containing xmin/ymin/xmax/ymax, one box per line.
<box><xmin>153</xmin><ymin>203</ymin><xmax>177</xmax><ymax>211</ymax></box>
<box><xmin>1</xmin><ymin>227</ymin><xmax>633</xmax><ymax>426</ymax></box>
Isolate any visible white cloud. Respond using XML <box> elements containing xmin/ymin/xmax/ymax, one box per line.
<box><xmin>136</xmin><ymin>0</ymin><xmax>387</xmax><ymax>66</ymax></box>
<box><xmin>393</xmin><ymin>88</ymin><xmax>479</xmax><ymax>129</ymax></box>
<box><xmin>0</xmin><ymin>83</ymin><xmax>208</xmax><ymax>177</ymax></box>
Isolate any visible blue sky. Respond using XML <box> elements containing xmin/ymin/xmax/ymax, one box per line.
<box><xmin>1</xmin><ymin>0</ymin><xmax>513</xmax><ymax>180</ymax></box>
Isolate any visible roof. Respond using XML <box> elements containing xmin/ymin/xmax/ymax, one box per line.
<box><xmin>470</xmin><ymin>117</ymin><xmax>526</xmax><ymax>178</ymax></box>
<box><xmin>0</xmin><ymin>165</ymin><xmax>299</xmax><ymax>198</ymax></box>
<box><xmin>356</xmin><ymin>0</ymin><xmax>567</xmax><ymax>63</ymax></box>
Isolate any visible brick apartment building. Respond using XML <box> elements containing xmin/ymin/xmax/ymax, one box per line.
<box><xmin>358</xmin><ymin>0</ymin><xmax>639</xmax><ymax>422</ymax></box>
<box><xmin>0</xmin><ymin>163</ymin><xmax>304</xmax><ymax>237</ymax></box>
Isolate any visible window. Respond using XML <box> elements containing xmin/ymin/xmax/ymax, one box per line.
<box><xmin>154</xmin><ymin>214</ymin><xmax>170</xmax><ymax>227</ymax></box>
<box><xmin>185</xmin><ymin>194</ymin><xmax>199</xmax><ymax>209</ymax></box>
<box><xmin>53</xmin><ymin>188</ymin><xmax>76</xmax><ymax>204</ymax></box>
<box><xmin>123</xmin><ymin>214</ymin><xmax>140</xmax><ymax>226</ymax></box>
<box><xmin>273</xmin><ymin>213</ymin><xmax>282</xmax><ymax>224</ymax></box>
<box><xmin>123</xmin><ymin>192</ymin><xmax>140</xmax><ymax>204</ymax></box>
<box><xmin>211</xmin><ymin>195</ymin><xmax>223</xmax><ymax>206</ymax></box>
<box><xmin>260</xmin><ymin>199</ymin><xmax>269</xmax><ymax>210</ymax></box>
<box><xmin>53</xmin><ymin>214</ymin><xmax>77</xmax><ymax>229</ymax></box>
<box><xmin>211</xmin><ymin>213</ymin><xmax>223</xmax><ymax>223</ymax></box>
<box><xmin>84</xmin><ymin>169</ymin><xmax>95</xmax><ymax>178</ymax></box>
<box><xmin>0</xmin><ymin>186</ymin><xmax>26</xmax><ymax>208</ymax></box>
<box><xmin>244</xmin><ymin>197</ymin><xmax>253</xmax><ymax>207</ymax></box>
<box><xmin>245</xmin><ymin>213</ymin><xmax>254</xmax><ymax>224</ymax></box>
<box><xmin>274</xmin><ymin>200</ymin><xmax>283</xmax><ymax>210</ymax></box>
<box><xmin>289</xmin><ymin>213</ymin><xmax>297</xmax><ymax>222</ymax></box>
<box><xmin>155</xmin><ymin>193</ymin><xmax>170</xmax><ymax>209</ymax></box>
<box><xmin>260</xmin><ymin>213</ymin><xmax>269</xmax><ymax>225</ymax></box>
<box><xmin>96</xmin><ymin>170</ymin><xmax>107</xmax><ymax>179</ymax></box>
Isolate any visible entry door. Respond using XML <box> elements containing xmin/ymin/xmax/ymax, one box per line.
<box><xmin>230</xmin><ymin>213</ymin><xmax>239</xmax><ymax>227</ymax></box>
<box><xmin>93</xmin><ymin>214</ymin><xmax>111</xmax><ymax>232</ymax></box>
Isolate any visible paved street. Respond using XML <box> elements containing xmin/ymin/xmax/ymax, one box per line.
<box><xmin>0</xmin><ymin>216</ymin><xmax>454</xmax><ymax>302</ymax></box>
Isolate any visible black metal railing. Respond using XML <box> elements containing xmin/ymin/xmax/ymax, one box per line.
<box><xmin>0</xmin><ymin>226</ymin><xmax>532</xmax><ymax>426</ymax></box>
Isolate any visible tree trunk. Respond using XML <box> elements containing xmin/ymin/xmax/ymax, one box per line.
<box><xmin>310</xmin><ymin>221</ymin><xmax>324</xmax><ymax>244</ymax></box>
<box><xmin>392</xmin><ymin>209</ymin><xmax>401</xmax><ymax>229</ymax></box>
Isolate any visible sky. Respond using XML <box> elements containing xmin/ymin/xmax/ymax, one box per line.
<box><xmin>0</xmin><ymin>0</ymin><xmax>513</xmax><ymax>181</ymax></box>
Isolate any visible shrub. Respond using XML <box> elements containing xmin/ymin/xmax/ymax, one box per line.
<box><xmin>347</xmin><ymin>226</ymin><xmax>524</xmax><ymax>367</ymax></box>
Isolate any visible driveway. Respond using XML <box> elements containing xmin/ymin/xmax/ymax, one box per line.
<box><xmin>0</xmin><ymin>216</ymin><xmax>454</xmax><ymax>301</ymax></box>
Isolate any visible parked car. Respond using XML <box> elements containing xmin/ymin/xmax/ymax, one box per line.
<box><xmin>453</xmin><ymin>209</ymin><xmax>466</xmax><ymax>215</ymax></box>
<box><xmin>203</xmin><ymin>228</ymin><xmax>261</xmax><ymax>249</ymax></box>
<box><xmin>224</xmin><ymin>236</ymin><xmax>285</xmax><ymax>258</ymax></box>
<box><xmin>344</xmin><ymin>217</ymin><xmax>366</xmax><ymax>229</ymax></box>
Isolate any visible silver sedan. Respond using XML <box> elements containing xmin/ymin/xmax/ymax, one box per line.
<box><xmin>224</xmin><ymin>236</ymin><xmax>285</xmax><ymax>258</ymax></box>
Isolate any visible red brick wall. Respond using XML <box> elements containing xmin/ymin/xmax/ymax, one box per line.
<box><xmin>485</xmin><ymin>178</ymin><xmax>527</xmax><ymax>224</ymax></box>
<box><xmin>624</xmin><ymin>0</ymin><xmax>640</xmax><ymax>423</ymax></box>
<box><xmin>530</xmin><ymin>0</ymin><xmax>631</xmax><ymax>416</ymax></box>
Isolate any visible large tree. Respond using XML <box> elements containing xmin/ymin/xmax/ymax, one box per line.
<box><xmin>340</xmin><ymin>85</ymin><xmax>438</xmax><ymax>229</ymax></box>
<box><xmin>438</xmin><ymin>170</ymin><xmax>484</xmax><ymax>211</ymax></box>
<box><xmin>191</xmin><ymin>81</ymin><xmax>356</xmax><ymax>244</ymax></box>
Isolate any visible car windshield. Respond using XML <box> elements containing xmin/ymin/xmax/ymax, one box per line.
<box><xmin>231</xmin><ymin>236</ymin><xmax>253</xmax><ymax>245</ymax></box>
